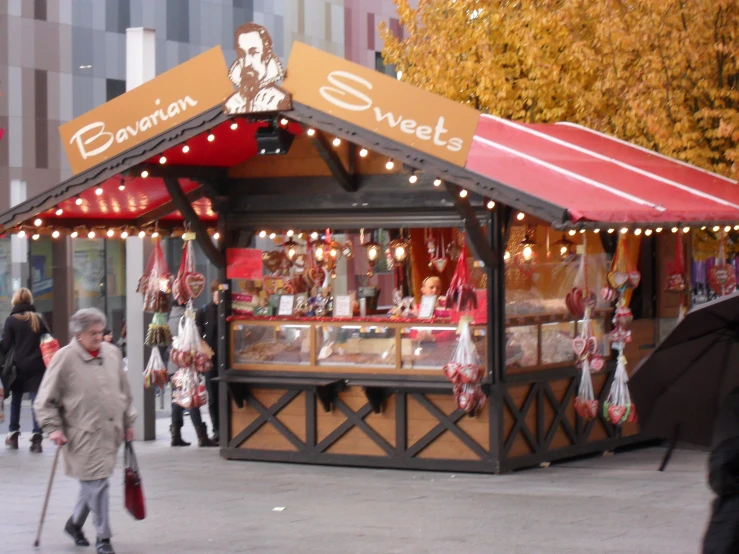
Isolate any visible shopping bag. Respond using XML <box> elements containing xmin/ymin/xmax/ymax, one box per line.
<box><xmin>124</xmin><ymin>442</ymin><xmax>146</xmax><ymax>520</ymax></box>
<box><xmin>39</xmin><ymin>334</ymin><xmax>60</xmax><ymax>368</ymax></box>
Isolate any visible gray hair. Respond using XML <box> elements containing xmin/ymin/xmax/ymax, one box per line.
<box><xmin>69</xmin><ymin>308</ymin><xmax>107</xmax><ymax>336</ymax></box>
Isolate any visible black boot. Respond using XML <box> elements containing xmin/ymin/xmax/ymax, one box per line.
<box><xmin>64</xmin><ymin>517</ymin><xmax>90</xmax><ymax>546</ymax></box>
<box><xmin>5</xmin><ymin>431</ymin><xmax>19</xmax><ymax>450</ymax></box>
<box><xmin>30</xmin><ymin>433</ymin><xmax>43</xmax><ymax>453</ymax></box>
<box><xmin>96</xmin><ymin>538</ymin><xmax>115</xmax><ymax>554</ymax></box>
<box><xmin>211</xmin><ymin>429</ymin><xmax>219</xmax><ymax>444</ymax></box>
<box><xmin>196</xmin><ymin>423</ymin><xmax>217</xmax><ymax>447</ymax></box>
<box><xmin>170</xmin><ymin>424</ymin><xmax>190</xmax><ymax>447</ymax></box>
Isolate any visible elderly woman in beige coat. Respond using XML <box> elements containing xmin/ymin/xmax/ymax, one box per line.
<box><xmin>34</xmin><ymin>308</ymin><xmax>136</xmax><ymax>554</ymax></box>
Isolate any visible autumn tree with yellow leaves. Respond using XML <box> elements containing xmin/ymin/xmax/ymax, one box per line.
<box><xmin>381</xmin><ymin>0</ymin><xmax>739</xmax><ymax>179</ymax></box>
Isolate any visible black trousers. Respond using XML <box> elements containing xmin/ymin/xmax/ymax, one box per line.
<box><xmin>205</xmin><ymin>369</ymin><xmax>219</xmax><ymax>433</ymax></box>
<box><xmin>171</xmin><ymin>401</ymin><xmax>203</xmax><ymax>428</ymax></box>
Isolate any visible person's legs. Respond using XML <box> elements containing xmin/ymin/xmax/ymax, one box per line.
<box><xmin>86</xmin><ymin>479</ymin><xmax>112</xmax><ymax>541</ymax></box>
<box><xmin>191</xmin><ymin>407</ymin><xmax>217</xmax><ymax>447</ymax></box>
<box><xmin>206</xmin><ymin>370</ymin><xmax>219</xmax><ymax>439</ymax></box>
<box><xmin>170</xmin><ymin>402</ymin><xmax>190</xmax><ymax>446</ymax></box>
<box><xmin>188</xmin><ymin>406</ymin><xmax>203</xmax><ymax>428</ymax></box>
<box><xmin>65</xmin><ymin>482</ymin><xmax>91</xmax><ymax>547</ymax></box>
<box><xmin>28</xmin><ymin>390</ymin><xmax>42</xmax><ymax>434</ymax></box>
<box><xmin>8</xmin><ymin>388</ymin><xmax>22</xmax><ymax>432</ymax></box>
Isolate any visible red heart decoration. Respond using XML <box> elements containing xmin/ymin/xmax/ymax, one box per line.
<box><xmin>184</xmin><ymin>272</ymin><xmax>206</xmax><ymax>299</ymax></box>
<box><xmin>443</xmin><ymin>362</ymin><xmax>461</xmax><ymax>383</ymax></box>
<box><xmin>575</xmin><ymin>397</ymin><xmax>598</xmax><ymax>420</ymax></box>
<box><xmin>589</xmin><ymin>356</ymin><xmax>605</xmax><ymax>373</ymax></box>
<box><xmin>572</xmin><ymin>337</ymin><xmax>588</xmax><ymax>357</ymax></box>
<box><xmin>628</xmin><ymin>270</ymin><xmax>642</xmax><ymax>288</ymax></box>
<box><xmin>709</xmin><ymin>264</ymin><xmax>737</xmax><ymax>296</ymax></box>
<box><xmin>608</xmin><ymin>405</ymin><xmax>627</xmax><ymax>425</ymax></box>
<box><xmin>626</xmin><ymin>404</ymin><xmax>638</xmax><ymax>424</ymax></box>
<box><xmin>587</xmin><ymin>336</ymin><xmax>598</xmax><ymax>355</ymax></box>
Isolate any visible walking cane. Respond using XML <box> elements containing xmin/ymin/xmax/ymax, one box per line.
<box><xmin>33</xmin><ymin>445</ymin><xmax>62</xmax><ymax>548</ymax></box>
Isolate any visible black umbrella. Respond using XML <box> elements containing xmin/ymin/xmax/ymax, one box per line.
<box><xmin>630</xmin><ymin>292</ymin><xmax>739</xmax><ymax>455</ymax></box>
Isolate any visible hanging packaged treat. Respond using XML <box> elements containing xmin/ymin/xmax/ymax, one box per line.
<box><xmin>170</xmin><ymin>302</ymin><xmax>214</xmax><ymax>373</ymax></box>
<box><xmin>665</xmin><ymin>234</ymin><xmax>687</xmax><ymax>293</ymax></box>
<box><xmin>565</xmin><ymin>241</ymin><xmax>597</xmax><ymax>319</ymax></box>
<box><xmin>140</xmin><ymin>237</ymin><xmax>172</xmax><ymax>314</ymax></box>
<box><xmin>171</xmin><ymin>368</ymin><xmax>208</xmax><ymax>410</ymax></box>
<box><xmin>442</xmin><ymin>319</ymin><xmax>486</xmax><ymax>413</ymax></box>
<box><xmin>574</xmin><ymin>360</ymin><xmax>598</xmax><ymax>421</ymax></box>
<box><xmin>173</xmin><ymin>235</ymin><xmax>206</xmax><ymax>305</ymax></box>
<box><xmin>144</xmin><ymin>312</ymin><xmax>172</xmax><ymax>347</ymax></box>
<box><xmin>708</xmin><ymin>235</ymin><xmax>737</xmax><ymax>296</ymax></box>
<box><xmin>602</xmin><ymin>354</ymin><xmax>637</xmax><ymax>425</ymax></box>
<box><xmin>446</xmin><ymin>242</ymin><xmax>477</xmax><ymax>312</ymax></box>
<box><xmin>143</xmin><ymin>347</ymin><xmax>168</xmax><ymax>389</ymax></box>
<box><xmin>607</xmin><ymin>235</ymin><xmax>641</xmax><ymax>294</ymax></box>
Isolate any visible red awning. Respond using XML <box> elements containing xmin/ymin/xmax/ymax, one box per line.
<box><xmin>466</xmin><ymin>115</ymin><xmax>739</xmax><ymax>225</ymax></box>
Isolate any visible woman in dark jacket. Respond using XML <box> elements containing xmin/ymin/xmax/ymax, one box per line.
<box><xmin>702</xmin><ymin>386</ymin><xmax>739</xmax><ymax>553</ymax></box>
<box><xmin>2</xmin><ymin>288</ymin><xmax>47</xmax><ymax>453</ymax></box>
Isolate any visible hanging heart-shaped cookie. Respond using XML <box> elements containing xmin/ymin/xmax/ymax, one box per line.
<box><xmin>628</xmin><ymin>270</ymin><xmax>641</xmax><ymax>288</ymax></box>
<box><xmin>432</xmin><ymin>257</ymin><xmax>449</xmax><ymax>273</ymax></box>
<box><xmin>709</xmin><ymin>264</ymin><xmax>737</xmax><ymax>295</ymax></box>
<box><xmin>262</xmin><ymin>251</ymin><xmax>283</xmax><ymax>274</ymax></box>
<box><xmin>572</xmin><ymin>337</ymin><xmax>588</xmax><ymax>357</ymax></box>
<box><xmin>184</xmin><ymin>272</ymin><xmax>206</xmax><ymax>299</ymax></box>
<box><xmin>607</xmin><ymin>271</ymin><xmax>629</xmax><ymax>290</ymax></box>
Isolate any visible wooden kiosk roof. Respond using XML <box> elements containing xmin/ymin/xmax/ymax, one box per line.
<box><xmin>1</xmin><ymin>31</ymin><xmax>737</xmax><ymax>244</ymax></box>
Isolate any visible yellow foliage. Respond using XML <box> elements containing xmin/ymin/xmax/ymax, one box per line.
<box><xmin>381</xmin><ymin>0</ymin><xmax>739</xmax><ymax>179</ymax></box>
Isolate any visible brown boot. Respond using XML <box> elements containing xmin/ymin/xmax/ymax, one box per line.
<box><xmin>170</xmin><ymin>424</ymin><xmax>190</xmax><ymax>447</ymax></box>
<box><xmin>196</xmin><ymin>423</ymin><xmax>217</xmax><ymax>447</ymax></box>
<box><xmin>5</xmin><ymin>431</ymin><xmax>19</xmax><ymax>450</ymax></box>
<box><xmin>30</xmin><ymin>433</ymin><xmax>43</xmax><ymax>453</ymax></box>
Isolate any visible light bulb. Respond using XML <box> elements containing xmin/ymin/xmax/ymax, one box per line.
<box><xmin>560</xmin><ymin>246</ymin><xmax>568</xmax><ymax>255</ymax></box>
<box><xmin>182</xmin><ymin>144</ymin><xmax>190</xmax><ymax>153</ymax></box>
<box><xmin>645</xmin><ymin>229</ymin><xmax>653</xmax><ymax>236</ymax></box>
<box><xmin>713</xmin><ymin>225</ymin><xmax>721</xmax><ymax>232</ymax></box>
<box><xmin>259</xmin><ymin>230</ymin><xmax>267</xmax><ymax>238</ymax></box>
<box><xmin>55</xmin><ymin>208</ymin><xmax>63</xmax><ymax>216</ymax></box>
<box><xmin>634</xmin><ymin>228</ymin><xmax>642</xmax><ymax>236</ymax></box>
<box><xmin>385</xmin><ymin>160</ymin><xmax>395</xmax><ymax>170</ymax></box>
<box><xmin>207</xmin><ymin>133</ymin><xmax>215</xmax><ymax>142</ymax></box>
<box><xmin>230</xmin><ymin>122</ymin><xmax>238</xmax><ymax>130</ymax></box>
<box><xmin>368</xmin><ymin>248</ymin><xmax>378</xmax><ymax>261</ymax></box>
<box><xmin>734</xmin><ymin>225</ymin><xmax>739</xmax><ymax>231</ymax></box>
<box><xmin>75</xmin><ymin>197</ymin><xmax>83</xmax><ymax>206</ymax></box>
<box><xmin>141</xmin><ymin>170</ymin><xmax>149</xmax><ymax>178</ymax></box>
<box><xmin>32</xmin><ymin>233</ymin><xmax>40</xmax><ymax>241</ymax></box>
<box><xmin>359</xmin><ymin>148</ymin><xmax>368</xmax><ymax>157</ymax></box>
<box><xmin>52</xmin><ymin>230</ymin><xmax>60</xmax><ymax>239</ymax></box>
<box><xmin>433</xmin><ymin>179</ymin><xmax>441</xmax><ymax>187</ymax></box>
<box><xmin>504</xmin><ymin>250</ymin><xmax>511</xmax><ymax>260</ymax></box>
<box><xmin>579</xmin><ymin>229</ymin><xmax>586</xmax><ymax>234</ymax></box>
<box><xmin>332</xmin><ymin>137</ymin><xmax>341</xmax><ymax>147</ymax></box>
<box><xmin>409</xmin><ymin>174</ymin><xmax>418</xmax><ymax>184</ymax></box>
<box><xmin>95</xmin><ymin>187</ymin><xmax>103</xmax><ymax>195</ymax></box>
<box><xmin>307</xmin><ymin>128</ymin><xmax>316</xmax><ymax>136</ymax></box>
<box><xmin>487</xmin><ymin>200</ymin><xmax>495</xmax><ymax>210</ymax></box>
<box><xmin>671</xmin><ymin>227</ymin><xmax>679</xmax><ymax>233</ymax></box>
<box><xmin>568</xmin><ymin>230</ymin><xmax>576</xmax><ymax>236</ymax></box>
<box><xmin>280</xmin><ymin>118</ymin><xmax>288</xmax><ymax>126</ymax></box>
<box><xmin>459</xmin><ymin>189</ymin><xmax>467</xmax><ymax>198</ymax></box>
<box><xmin>288</xmin><ymin>247</ymin><xmax>296</xmax><ymax>260</ymax></box>
<box><xmin>71</xmin><ymin>231</ymin><xmax>78</xmax><ymax>239</ymax></box>
<box><xmin>311</xmin><ymin>232</ymin><xmax>319</xmax><ymax>240</ymax></box>
<box><xmin>594</xmin><ymin>229</ymin><xmax>600</xmax><ymax>233</ymax></box>
<box><xmin>213</xmin><ymin>232</ymin><xmax>220</xmax><ymax>240</ymax></box>
<box><xmin>121</xmin><ymin>230</ymin><xmax>129</xmax><ymax>239</ymax></box>
<box><xmin>88</xmin><ymin>230</ymin><xmax>96</xmax><ymax>239</ymax></box>
<box><xmin>620</xmin><ymin>228</ymin><xmax>628</xmax><ymax>234</ymax></box>
<box><xmin>118</xmin><ymin>183</ymin><xmax>126</xmax><ymax>191</ymax></box>
<box><xmin>725</xmin><ymin>225</ymin><xmax>732</xmax><ymax>233</ymax></box>
<box><xmin>683</xmin><ymin>226</ymin><xmax>691</xmax><ymax>234</ymax></box>
<box><xmin>287</xmin><ymin>230</ymin><xmax>294</xmax><ymax>237</ymax></box>
<box><xmin>656</xmin><ymin>227</ymin><xmax>663</xmax><ymax>233</ymax></box>
<box><xmin>17</xmin><ymin>230</ymin><xmax>26</xmax><ymax>238</ymax></box>
<box><xmin>516</xmin><ymin>212</ymin><xmax>525</xmax><ymax>221</ymax></box>
<box><xmin>152</xmin><ymin>231</ymin><xmax>159</xmax><ymax>238</ymax></box>
<box><xmin>701</xmin><ymin>226</ymin><xmax>707</xmax><ymax>230</ymax></box>
<box><xmin>607</xmin><ymin>228</ymin><xmax>615</xmax><ymax>234</ymax></box>
<box><xmin>34</xmin><ymin>218</ymin><xmax>42</xmax><ymax>226</ymax></box>
<box><xmin>522</xmin><ymin>246</ymin><xmax>533</xmax><ymax>260</ymax></box>
<box><xmin>394</xmin><ymin>246</ymin><xmax>405</xmax><ymax>259</ymax></box>
<box><xmin>107</xmin><ymin>229</ymin><xmax>115</xmax><ymax>237</ymax></box>
<box><xmin>159</xmin><ymin>156</ymin><xmax>167</xmax><ymax>164</ymax></box>
<box><xmin>269</xmin><ymin>232</ymin><xmax>276</xmax><ymax>239</ymax></box>
<box><xmin>138</xmin><ymin>230</ymin><xmax>146</xmax><ymax>238</ymax></box>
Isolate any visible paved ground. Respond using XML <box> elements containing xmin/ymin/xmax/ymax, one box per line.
<box><xmin>0</xmin><ymin>401</ymin><xmax>714</xmax><ymax>553</ymax></box>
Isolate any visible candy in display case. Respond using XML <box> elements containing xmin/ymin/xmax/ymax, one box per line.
<box><xmin>505</xmin><ymin>325</ymin><xmax>539</xmax><ymax>369</ymax></box>
<box><xmin>540</xmin><ymin>322</ymin><xmax>576</xmax><ymax>365</ymax></box>
<box><xmin>231</xmin><ymin>322</ymin><xmax>311</xmax><ymax>366</ymax></box>
<box><xmin>315</xmin><ymin>324</ymin><xmax>397</xmax><ymax>367</ymax></box>
<box><xmin>400</xmin><ymin>326</ymin><xmax>487</xmax><ymax>370</ymax></box>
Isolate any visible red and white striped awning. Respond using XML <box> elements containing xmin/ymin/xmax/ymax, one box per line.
<box><xmin>466</xmin><ymin>114</ymin><xmax>739</xmax><ymax>225</ymax></box>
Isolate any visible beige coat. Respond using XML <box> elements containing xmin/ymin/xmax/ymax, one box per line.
<box><xmin>34</xmin><ymin>340</ymin><xmax>136</xmax><ymax>481</ymax></box>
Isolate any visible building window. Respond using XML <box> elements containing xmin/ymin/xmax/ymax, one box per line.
<box><xmin>375</xmin><ymin>52</ymin><xmax>396</xmax><ymax>78</ymax></box>
<box><xmin>106</xmin><ymin>79</ymin><xmax>126</xmax><ymax>101</ymax></box>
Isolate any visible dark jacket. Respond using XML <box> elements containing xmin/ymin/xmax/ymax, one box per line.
<box><xmin>0</xmin><ymin>303</ymin><xmax>46</xmax><ymax>391</ymax></box>
<box><xmin>703</xmin><ymin>387</ymin><xmax>739</xmax><ymax>553</ymax></box>
<box><xmin>196</xmin><ymin>302</ymin><xmax>218</xmax><ymax>368</ymax></box>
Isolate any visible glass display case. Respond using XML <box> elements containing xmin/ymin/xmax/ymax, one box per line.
<box><xmin>315</xmin><ymin>324</ymin><xmax>396</xmax><ymax>368</ymax></box>
<box><xmin>399</xmin><ymin>326</ymin><xmax>488</xmax><ymax>370</ymax></box>
<box><xmin>231</xmin><ymin>322</ymin><xmax>312</xmax><ymax>367</ymax></box>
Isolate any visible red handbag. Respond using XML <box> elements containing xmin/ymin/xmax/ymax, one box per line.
<box><xmin>124</xmin><ymin>442</ymin><xmax>146</xmax><ymax>520</ymax></box>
